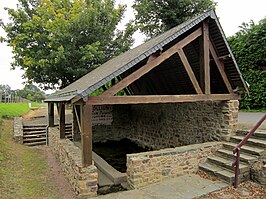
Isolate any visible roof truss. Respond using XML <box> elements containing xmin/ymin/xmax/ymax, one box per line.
<box><xmin>87</xmin><ymin>20</ymin><xmax>236</xmax><ymax>105</ymax></box>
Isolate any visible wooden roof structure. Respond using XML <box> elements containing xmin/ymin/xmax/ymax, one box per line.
<box><xmin>46</xmin><ymin>10</ymin><xmax>248</xmax><ymax>167</ymax></box>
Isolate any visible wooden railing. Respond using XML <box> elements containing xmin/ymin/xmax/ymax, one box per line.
<box><xmin>232</xmin><ymin>113</ymin><xmax>266</xmax><ymax>188</ymax></box>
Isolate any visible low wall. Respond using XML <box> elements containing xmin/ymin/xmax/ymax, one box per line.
<box><xmin>13</xmin><ymin>117</ymin><xmax>23</xmax><ymax>144</ymax></box>
<box><xmin>126</xmin><ymin>142</ymin><xmax>222</xmax><ymax>188</ymax></box>
<box><xmin>49</xmin><ymin>127</ymin><xmax>98</xmax><ymax>198</ymax></box>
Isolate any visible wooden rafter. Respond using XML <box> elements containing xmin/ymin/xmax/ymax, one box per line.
<box><xmin>100</xmin><ymin>27</ymin><xmax>203</xmax><ymax>96</ymax></box>
<box><xmin>209</xmin><ymin>40</ymin><xmax>234</xmax><ymax>93</ymax></box>
<box><xmin>177</xmin><ymin>49</ymin><xmax>203</xmax><ymax>94</ymax></box>
<box><xmin>87</xmin><ymin>94</ymin><xmax>239</xmax><ymax>105</ymax></box>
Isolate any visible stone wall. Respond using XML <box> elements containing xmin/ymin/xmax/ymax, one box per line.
<box><xmin>49</xmin><ymin>127</ymin><xmax>98</xmax><ymax>198</ymax></box>
<box><xmin>126</xmin><ymin>142</ymin><xmax>222</xmax><ymax>188</ymax></box>
<box><xmin>93</xmin><ymin>100</ymin><xmax>239</xmax><ymax>150</ymax></box>
<box><xmin>13</xmin><ymin>117</ymin><xmax>23</xmax><ymax>144</ymax></box>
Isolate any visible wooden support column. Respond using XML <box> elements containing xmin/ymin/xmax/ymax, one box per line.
<box><xmin>48</xmin><ymin>102</ymin><xmax>54</xmax><ymax>127</ymax></box>
<box><xmin>59</xmin><ymin>103</ymin><xmax>65</xmax><ymax>139</ymax></box>
<box><xmin>81</xmin><ymin>103</ymin><xmax>93</xmax><ymax>167</ymax></box>
<box><xmin>203</xmin><ymin>21</ymin><xmax>210</xmax><ymax>94</ymax></box>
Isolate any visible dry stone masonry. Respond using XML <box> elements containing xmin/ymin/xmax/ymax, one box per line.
<box><xmin>13</xmin><ymin>117</ymin><xmax>23</xmax><ymax>144</ymax></box>
<box><xmin>126</xmin><ymin>142</ymin><xmax>223</xmax><ymax>188</ymax></box>
<box><xmin>49</xmin><ymin>127</ymin><xmax>98</xmax><ymax>198</ymax></box>
<box><xmin>93</xmin><ymin>100</ymin><xmax>239</xmax><ymax>150</ymax></box>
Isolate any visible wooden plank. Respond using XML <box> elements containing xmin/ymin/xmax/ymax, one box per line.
<box><xmin>48</xmin><ymin>102</ymin><xmax>54</xmax><ymax>127</ymax></box>
<box><xmin>203</xmin><ymin>21</ymin><xmax>210</xmax><ymax>94</ymax></box>
<box><xmin>59</xmin><ymin>103</ymin><xmax>65</xmax><ymax>139</ymax></box>
<box><xmin>101</xmin><ymin>27</ymin><xmax>203</xmax><ymax>96</ymax></box>
<box><xmin>73</xmin><ymin>105</ymin><xmax>81</xmax><ymax>141</ymax></box>
<box><xmin>81</xmin><ymin>104</ymin><xmax>93</xmax><ymax>166</ymax></box>
<box><xmin>73</xmin><ymin>105</ymin><xmax>82</xmax><ymax>133</ymax></box>
<box><xmin>177</xmin><ymin>49</ymin><xmax>203</xmax><ymax>94</ymax></box>
<box><xmin>87</xmin><ymin>94</ymin><xmax>239</xmax><ymax>105</ymax></box>
<box><xmin>209</xmin><ymin>40</ymin><xmax>234</xmax><ymax>93</ymax></box>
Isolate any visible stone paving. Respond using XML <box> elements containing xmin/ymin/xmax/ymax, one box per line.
<box><xmin>97</xmin><ymin>174</ymin><xmax>228</xmax><ymax>199</ymax></box>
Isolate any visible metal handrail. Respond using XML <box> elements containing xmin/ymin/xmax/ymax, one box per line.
<box><xmin>232</xmin><ymin>113</ymin><xmax>266</xmax><ymax>188</ymax></box>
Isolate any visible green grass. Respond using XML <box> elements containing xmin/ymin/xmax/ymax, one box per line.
<box><xmin>0</xmin><ymin>120</ymin><xmax>61</xmax><ymax>199</ymax></box>
<box><xmin>0</xmin><ymin>103</ymin><xmax>30</xmax><ymax>118</ymax></box>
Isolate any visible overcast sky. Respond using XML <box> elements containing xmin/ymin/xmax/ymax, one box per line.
<box><xmin>0</xmin><ymin>0</ymin><xmax>265</xmax><ymax>93</ymax></box>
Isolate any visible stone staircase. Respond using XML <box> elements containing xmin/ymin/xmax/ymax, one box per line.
<box><xmin>199</xmin><ymin>130</ymin><xmax>266</xmax><ymax>184</ymax></box>
<box><xmin>23</xmin><ymin>123</ymin><xmax>73</xmax><ymax>146</ymax></box>
<box><xmin>23</xmin><ymin>124</ymin><xmax>47</xmax><ymax>146</ymax></box>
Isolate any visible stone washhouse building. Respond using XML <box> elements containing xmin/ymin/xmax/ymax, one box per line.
<box><xmin>45</xmin><ymin>10</ymin><xmax>248</xmax><ymax>197</ymax></box>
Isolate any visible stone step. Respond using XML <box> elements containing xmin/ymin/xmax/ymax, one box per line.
<box><xmin>23</xmin><ymin>130</ymin><xmax>46</xmax><ymax>135</ymax></box>
<box><xmin>223</xmin><ymin>142</ymin><xmax>265</xmax><ymax>156</ymax></box>
<box><xmin>23</xmin><ymin>124</ymin><xmax>47</xmax><ymax>128</ymax></box>
<box><xmin>23</xmin><ymin>133</ymin><xmax>46</xmax><ymax>138</ymax></box>
<box><xmin>207</xmin><ymin>155</ymin><xmax>249</xmax><ymax>173</ymax></box>
<box><xmin>23</xmin><ymin>140</ymin><xmax>46</xmax><ymax>146</ymax></box>
<box><xmin>23</xmin><ymin>128</ymin><xmax>46</xmax><ymax>132</ymax></box>
<box><xmin>236</xmin><ymin>130</ymin><xmax>266</xmax><ymax>139</ymax></box>
<box><xmin>23</xmin><ymin>137</ymin><xmax>46</xmax><ymax>142</ymax></box>
<box><xmin>199</xmin><ymin>162</ymin><xmax>248</xmax><ymax>184</ymax></box>
<box><xmin>217</xmin><ymin>148</ymin><xmax>258</xmax><ymax>163</ymax></box>
<box><xmin>230</xmin><ymin>135</ymin><xmax>266</xmax><ymax>148</ymax></box>
<box><xmin>199</xmin><ymin>162</ymin><xmax>234</xmax><ymax>184</ymax></box>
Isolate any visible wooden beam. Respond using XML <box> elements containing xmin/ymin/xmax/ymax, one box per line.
<box><xmin>48</xmin><ymin>102</ymin><xmax>54</xmax><ymax>127</ymax></box>
<box><xmin>177</xmin><ymin>49</ymin><xmax>203</xmax><ymax>94</ymax></box>
<box><xmin>87</xmin><ymin>94</ymin><xmax>239</xmax><ymax>105</ymax></box>
<box><xmin>59</xmin><ymin>103</ymin><xmax>65</xmax><ymax>139</ymax></box>
<box><xmin>73</xmin><ymin>105</ymin><xmax>82</xmax><ymax>133</ymax></box>
<box><xmin>203</xmin><ymin>21</ymin><xmax>210</xmax><ymax>94</ymax></box>
<box><xmin>101</xmin><ymin>27</ymin><xmax>203</xmax><ymax>96</ymax></box>
<box><xmin>81</xmin><ymin>104</ymin><xmax>93</xmax><ymax>166</ymax></box>
<box><xmin>209</xmin><ymin>40</ymin><xmax>234</xmax><ymax>93</ymax></box>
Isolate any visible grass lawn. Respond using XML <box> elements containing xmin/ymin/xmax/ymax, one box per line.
<box><xmin>0</xmin><ymin>120</ymin><xmax>61</xmax><ymax>199</ymax></box>
<box><xmin>0</xmin><ymin>102</ymin><xmax>42</xmax><ymax>118</ymax></box>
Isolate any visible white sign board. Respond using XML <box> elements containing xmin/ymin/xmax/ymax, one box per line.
<box><xmin>92</xmin><ymin>105</ymin><xmax>113</xmax><ymax>125</ymax></box>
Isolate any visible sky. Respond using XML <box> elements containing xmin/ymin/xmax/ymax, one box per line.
<box><xmin>0</xmin><ymin>0</ymin><xmax>265</xmax><ymax>93</ymax></box>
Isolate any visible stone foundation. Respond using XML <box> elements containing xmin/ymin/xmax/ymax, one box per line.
<box><xmin>49</xmin><ymin>127</ymin><xmax>98</xmax><ymax>198</ymax></box>
<box><xmin>13</xmin><ymin>117</ymin><xmax>23</xmax><ymax>144</ymax></box>
<box><xmin>93</xmin><ymin>100</ymin><xmax>239</xmax><ymax>149</ymax></box>
<box><xmin>251</xmin><ymin>161</ymin><xmax>266</xmax><ymax>185</ymax></box>
<box><xmin>126</xmin><ymin>142</ymin><xmax>223</xmax><ymax>188</ymax></box>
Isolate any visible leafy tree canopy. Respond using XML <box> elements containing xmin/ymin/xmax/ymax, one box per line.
<box><xmin>228</xmin><ymin>18</ymin><xmax>266</xmax><ymax>109</ymax></box>
<box><xmin>0</xmin><ymin>84</ymin><xmax>11</xmax><ymax>94</ymax></box>
<box><xmin>1</xmin><ymin>0</ymin><xmax>135</xmax><ymax>90</ymax></box>
<box><xmin>133</xmin><ymin>0</ymin><xmax>216</xmax><ymax>38</ymax></box>
<box><xmin>16</xmin><ymin>84</ymin><xmax>45</xmax><ymax>102</ymax></box>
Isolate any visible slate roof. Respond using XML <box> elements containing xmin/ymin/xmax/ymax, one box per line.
<box><xmin>45</xmin><ymin>9</ymin><xmax>247</xmax><ymax>102</ymax></box>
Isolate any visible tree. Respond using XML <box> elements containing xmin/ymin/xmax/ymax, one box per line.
<box><xmin>133</xmin><ymin>0</ymin><xmax>216</xmax><ymax>38</ymax></box>
<box><xmin>228</xmin><ymin>18</ymin><xmax>266</xmax><ymax>109</ymax></box>
<box><xmin>0</xmin><ymin>84</ymin><xmax>11</xmax><ymax>96</ymax></box>
<box><xmin>16</xmin><ymin>84</ymin><xmax>45</xmax><ymax>102</ymax></box>
<box><xmin>1</xmin><ymin>0</ymin><xmax>135</xmax><ymax>90</ymax></box>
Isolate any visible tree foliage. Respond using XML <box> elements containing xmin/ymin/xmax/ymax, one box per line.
<box><xmin>133</xmin><ymin>0</ymin><xmax>216</xmax><ymax>38</ymax></box>
<box><xmin>228</xmin><ymin>18</ymin><xmax>266</xmax><ymax>110</ymax></box>
<box><xmin>1</xmin><ymin>0</ymin><xmax>135</xmax><ymax>90</ymax></box>
<box><xmin>16</xmin><ymin>84</ymin><xmax>45</xmax><ymax>102</ymax></box>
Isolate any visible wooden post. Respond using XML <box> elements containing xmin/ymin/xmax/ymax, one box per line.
<box><xmin>81</xmin><ymin>103</ymin><xmax>93</xmax><ymax>166</ymax></box>
<box><xmin>203</xmin><ymin>21</ymin><xmax>210</xmax><ymax>94</ymax></box>
<box><xmin>59</xmin><ymin>103</ymin><xmax>65</xmax><ymax>139</ymax></box>
<box><xmin>48</xmin><ymin>102</ymin><xmax>54</xmax><ymax>127</ymax></box>
<box><xmin>72</xmin><ymin>105</ymin><xmax>81</xmax><ymax>141</ymax></box>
